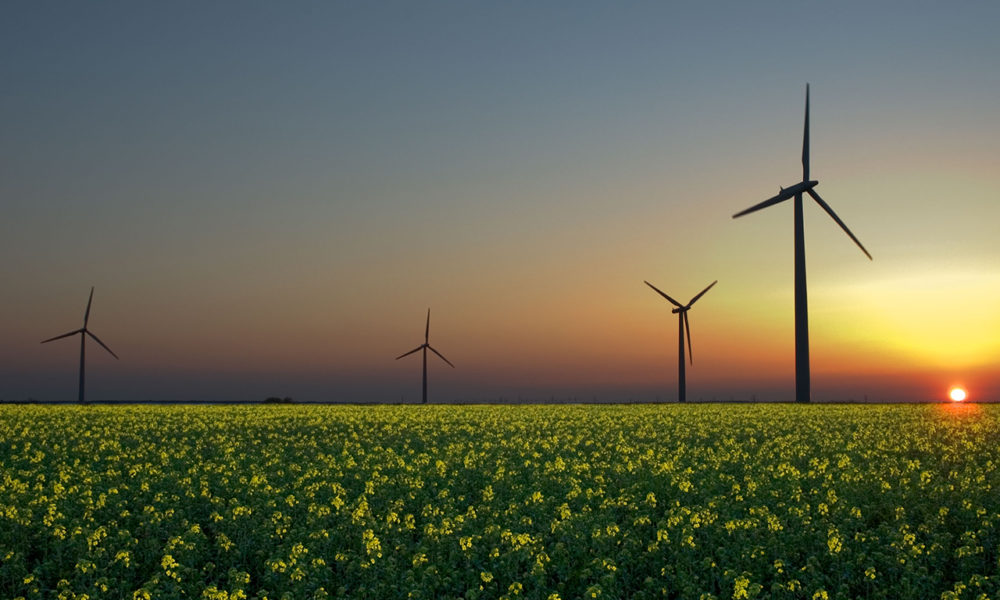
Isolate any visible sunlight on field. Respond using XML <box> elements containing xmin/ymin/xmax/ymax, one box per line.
<box><xmin>1</xmin><ymin>404</ymin><xmax>999</xmax><ymax>599</ymax></box>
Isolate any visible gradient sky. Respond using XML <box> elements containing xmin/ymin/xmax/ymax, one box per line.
<box><xmin>3</xmin><ymin>1</ymin><xmax>998</xmax><ymax>403</ymax></box>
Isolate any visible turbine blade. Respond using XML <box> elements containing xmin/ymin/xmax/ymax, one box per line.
<box><xmin>41</xmin><ymin>329</ymin><xmax>83</xmax><ymax>344</ymax></box>
<box><xmin>395</xmin><ymin>345</ymin><xmax>424</xmax><ymax>360</ymax></box>
<box><xmin>806</xmin><ymin>188</ymin><xmax>873</xmax><ymax>260</ymax></box>
<box><xmin>686</xmin><ymin>280</ymin><xmax>718</xmax><ymax>307</ymax></box>
<box><xmin>87</xmin><ymin>330</ymin><xmax>119</xmax><ymax>359</ymax></box>
<box><xmin>427</xmin><ymin>345</ymin><xmax>455</xmax><ymax>368</ymax></box>
<box><xmin>684</xmin><ymin>312</ymin><xmax>693</xmax><ymax>365</ymax></box>
<box><xmin>425</xmin><ymin>308</ymin><xmax>430</xmax><ymax>343</ymax></box>
<box><xmin>643</xmin><ymin>281</ymin><xmax>683</xmax><ymax>308</ymax></box>
<box><xmin>802</xmin><ymin>84</ymin><xmax>810</xmax><ymax>181</ymax></box>
<box><xmin>732</xmin><ymin>188</ymin><xmax>795</xmax><ymax>219</ymax></box>
<box><xmin>84</xmin><ymin>287</ymin><xmax>95</xmax><ymax>327</ymax></box>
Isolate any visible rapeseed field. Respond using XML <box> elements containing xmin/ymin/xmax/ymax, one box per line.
<box><xmin>1</xmin><ymin>403</ymin><xmax>998</xmax><ymax>599</ymax></box>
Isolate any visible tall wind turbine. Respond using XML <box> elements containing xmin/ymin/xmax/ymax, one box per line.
<box><xmin>644</xmin><ymin>280</ymin><xmax>717</xmax><ymax>403</ymax></box>
<box><xmin>41</xmin><ymin>287</ymin><xmax>119</xmax><ymax>403</ymax></box>
<box><xmin>732</xmin><ymin>84</ymin><xmax>871</xmax><ymax>403</ymax></box>
<box><xmin>395</xmin><ymin>309</ymin><xmax>454</xmax><ymax>404</ymax></box>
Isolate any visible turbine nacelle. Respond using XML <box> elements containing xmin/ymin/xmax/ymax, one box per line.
<box><xmin>780</xmin><ymin>180</ymin><xmax>819</xmax><ymax>197</ymax></box>
<box><xmin>733</xmin><ymin>180</ymin><xmax>819</xmax><ymax>219</ymax></box>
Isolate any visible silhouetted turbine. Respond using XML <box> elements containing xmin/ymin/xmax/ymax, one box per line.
<box><xmin>395</xmin><ymin>309</ymin><xmax>454</xmax><ymax>404</ymax></box>
<box><xmin>732</xmin><ymin>84</ymin><xmax>871</xmax><ymax>403</ymax></box>
<box><xmin>644</xmin><ymin>280</ymin><xmax>717</xmax><ymax>403</ymax></box>
<box><xmin>41</xmin><ymin>287</ymin><xmax>119</xmax><ymax>403</ymax></box>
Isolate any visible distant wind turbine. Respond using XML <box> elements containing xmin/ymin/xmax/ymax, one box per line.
<box><xmin>41</xmin><ymin>287</ymin><xmax>119</xmax><ymax>403</ymax></box>
<box><xmin>732</xmin><ymin>84</ymin><xmax>871</xmax><ymax>403</ymax></box>
<box><xmin>644</xmin><ymin>280</ymin><xmax>717</xmax><ymax>403</ymax></box>
<box><xmin>395</xmin><ymin>309</ymin><xmax>454</xmax><ymax>404</ymax></box>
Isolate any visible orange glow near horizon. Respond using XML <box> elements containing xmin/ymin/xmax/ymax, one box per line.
<box><xmin>810</xmin><ymin>265</ymin><xmax>1000</xmax><ymax>373</ymax></box>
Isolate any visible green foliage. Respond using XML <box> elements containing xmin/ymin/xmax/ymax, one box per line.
<box><xmin>1</xmin><ymin>404</ymin><xmax>999</xmax><ymax>599</ymax></box>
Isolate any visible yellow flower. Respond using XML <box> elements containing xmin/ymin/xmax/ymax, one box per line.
<box><xmin>733</xmin><ymin>575</ymin><xmax>750</xmax><ymax>599</ymax></box>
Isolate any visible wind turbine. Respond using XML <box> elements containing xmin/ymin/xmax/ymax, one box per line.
<box><xmin>732</xmin><ymin>84</ymin><xmax>871</xmax><ymax>403</ymax></box>
<box><xmin>395</xmin><ymin>309</ymin><xmax>454</xmax><ymax>404</ymax></box>
<box><xmin>41</xmin><ymin>287</ymin><xmax>119</xmax><ymax>403</ymax></box>
<box><xmin>644</xmin><ymin>280</ymin><xmax>717</xmax><ymax>403</ymax></box>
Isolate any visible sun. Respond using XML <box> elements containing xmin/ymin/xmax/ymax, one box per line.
<box><xmin>949</xmin><ymin>387</ymin><xmax>967</xmax><ymax>402</ymax></box>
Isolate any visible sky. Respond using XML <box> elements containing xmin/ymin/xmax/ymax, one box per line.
<box><xmin>2</xmin><ymin>1</ymin><xmax>999</xmax><ymax>403</ymax></box>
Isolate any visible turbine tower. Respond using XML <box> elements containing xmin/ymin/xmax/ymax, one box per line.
<box><xmin>732</xmin><ymin>84</ymin><xmax>871</xmax><ymax>403</ymax></box>
<box><xmin>395</xmin><ymin>309</ymin><xmax>454</xmax><ymax>404</ymax></box>
<box><xmin>644</xmin><ymin>280</ymin><xmax>717</xmax><ymax>403</ymax></box>
<box><xmin>41</xmin><ymin>287</ymin><xmax>119</xmax><ymax>403</ymax></box>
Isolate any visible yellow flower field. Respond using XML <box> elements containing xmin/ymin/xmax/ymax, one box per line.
<box><xmin>1</xmin><ymin>403</ymin><xmax>998</xmax><ymax>599</ymax></box>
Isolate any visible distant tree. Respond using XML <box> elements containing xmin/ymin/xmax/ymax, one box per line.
<box><xmin>9</xmin><ymin>397</ymin><xmax>39</xmax><ymax>404</ymax></box>
<box><xmin>263</xmin><ymin>397</ymin><xmax>295</xmax><ymax>404</ymax></box>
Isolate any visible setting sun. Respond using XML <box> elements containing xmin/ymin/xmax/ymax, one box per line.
<box><xmin>949</xmin><ymin>387</ymin><xmax>968</xmax><ymax>402</ymax></box>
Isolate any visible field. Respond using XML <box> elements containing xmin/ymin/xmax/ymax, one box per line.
<box><xmin>1</xmin><ymin>404</ymin><xmax>998</xmax><ymax>600</ymax></box>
